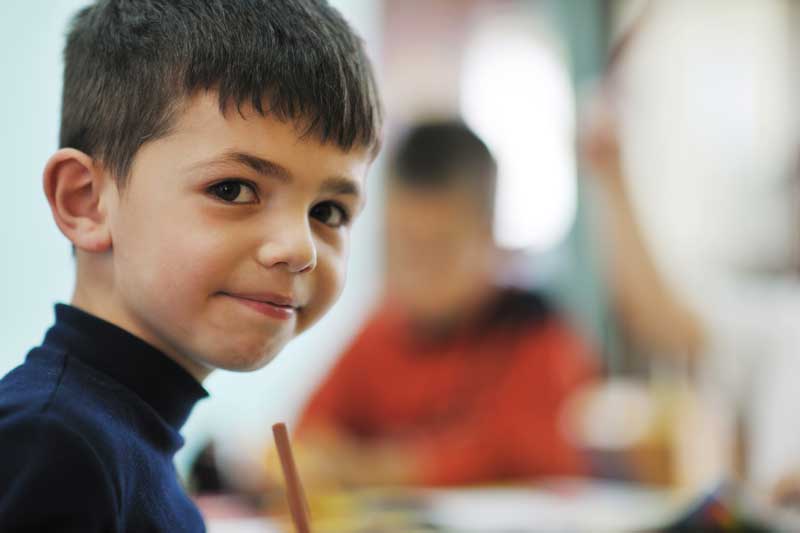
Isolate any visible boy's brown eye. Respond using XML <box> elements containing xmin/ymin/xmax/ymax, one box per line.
<box><xmin>208</xmin><ymin>180</ymin><xmax>257</xmax><ymax>204</ymax></box>
<box><xmin>310</xmin><ymin>202</ymin><xmax>349</xmax><ymax>228</ymax></box>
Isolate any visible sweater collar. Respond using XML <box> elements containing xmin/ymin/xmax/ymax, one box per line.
<box><xmin>43</xmin><ymin>304</ymin><xmax>209</xmax><ymax>431</ymax></box>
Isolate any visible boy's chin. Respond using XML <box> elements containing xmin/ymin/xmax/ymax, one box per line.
<box><xmin>202</xmin><ymin>343</ymin><xmax>288</xmax><ymax>374</ymax></box>
<box><xmin>200</xmin><ymin>358</ymin><xmax>268</xmax><ymax>375</ymax></box>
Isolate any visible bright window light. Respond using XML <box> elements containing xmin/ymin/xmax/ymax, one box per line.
<box><xmin>461</xmin><ymin>21</ymin><xmax>576</xmax><ymax>251</ymax></box>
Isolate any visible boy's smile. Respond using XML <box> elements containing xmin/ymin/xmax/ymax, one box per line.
<box><xmin>219</xmin><ymin>291</ymin><xmax>301</xmax><ymax>321</ymax></box>
<box><xmin>76</xmin><ymin>92</ymin><xmax>371</xmax><ymax>381</ymax></box>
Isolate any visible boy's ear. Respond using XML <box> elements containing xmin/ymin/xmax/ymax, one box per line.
<box><xmin>43</xmin><ymin>148</ymin><xmax>114</xmax><ymax>253</ymax></box>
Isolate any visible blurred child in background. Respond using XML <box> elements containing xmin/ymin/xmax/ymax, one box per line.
<box><xmin>294</xmin><ymin>120</ymin><xmax>598</xmax><ymax>488</ymax></box>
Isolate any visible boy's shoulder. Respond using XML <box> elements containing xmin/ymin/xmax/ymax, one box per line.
<box><xmin>2</xmin><ymin>345</ymin><xmax>121</xmax><ymax>423</ymax></box>
<box><xmin>0</xmin><ymin>345</ymin><xmax>166</xmax><ymax>474</ymax></box>
<box><xmin>0</xmin><ymin>346</ymin><xmax>121</xmax><ymax>460</ymax></box>
<box><xmin>0</xmin><ymin>358</ymin><xmax>118</xmax><ymax>529</ymax></box>
<box><xmin>0</xmin><ymin>343</ymin><xmax>204</xmax><ymax>530</ymax></box>
<box><xmin>0</xmin><ymin>416</ymin><xmax>118</xmax><ymax>529</ymax></box>
<box><xmin>0</xmin><ymin>403</ymin><xmax>115</xmax><ymax>486</ymax></box>
<box><xmin>0</xmin><ymin>347</ymin><xmax>73</xmax><ymax>428</ymax></box>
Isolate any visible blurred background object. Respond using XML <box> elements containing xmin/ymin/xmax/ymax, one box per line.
<box><xmin>4</xmin><ymin>0</ymin><xmax>800</xmax><ymax>531</ymax></box>
<box><xmin>292</xmin><ymin>118</ymin><xmax>599</xmax><ymax>490</ymax></box>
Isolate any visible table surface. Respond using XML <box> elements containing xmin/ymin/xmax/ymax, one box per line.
<box><xmin>203</xmin><ymin>478</ymin><xmax>701</xmax><ymax>533</ymax></box>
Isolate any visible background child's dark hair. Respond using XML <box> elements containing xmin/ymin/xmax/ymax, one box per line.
<box><xmin>60</xmin><ymin>0</ymin><xmax>383</xmax><ymax>185</ymax></box>
<box><xmin>389</xmin><ymin>119</ymin><xmax>497</xmax><ymax>218</ymax></box>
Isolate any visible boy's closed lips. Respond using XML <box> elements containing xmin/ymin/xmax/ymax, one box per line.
<box><xmin>219</xmin><ymin>291</ymin><xmax>301</xmax><ymax>321</ymax></box>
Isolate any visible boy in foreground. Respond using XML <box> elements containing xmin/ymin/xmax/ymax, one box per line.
<box><xmin>0</xmin><ymin>1</ymin><xmax>381</xmax><ymax>531</ymax></box>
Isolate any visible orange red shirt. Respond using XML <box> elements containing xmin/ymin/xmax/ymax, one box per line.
<box><xmin>298</xmin><ymin>290</ymin><xmax>598</xmax><ymax>486</ymax></box>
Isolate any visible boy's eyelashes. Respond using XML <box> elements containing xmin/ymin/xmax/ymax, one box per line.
<box><xmin>205</xmin><ymin>179</ymin><xmax>353</xmax><ymax>229</ymax></box>
<box><xmin>310</xmin><ymin>201</ymin><xmax>351</xmax><ymax>229</ymax></box>
<box><xmin>207</xmin><ymin>179</ymin><xmax>259</xmax><ymax>204</ymax></box>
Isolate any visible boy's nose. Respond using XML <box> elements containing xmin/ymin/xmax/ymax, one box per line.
<box><xmin>256</xmin><ymin>222</ymin><xmax>317</xmax><ymax>274</ymax></box>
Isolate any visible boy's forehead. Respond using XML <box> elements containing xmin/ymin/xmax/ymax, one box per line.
<box><xmin>165</xmin><ymin>93</ymin><xmax>372</xmax><ymax>171</ymax></box>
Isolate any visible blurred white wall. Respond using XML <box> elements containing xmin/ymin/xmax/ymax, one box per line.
<box><xmin>0</xmin><ymin>0</ymin><xmax>385</xmax><ymax>475</ymax></box>
<box><xmin>0</xmin><ymin>1</ymin><xmax>87</xmax><ymax>377</ymax></box>
<box><xmin>617</xmin><ymin>0</ymin><xmax>800</xmax><ymax>488</ymax></box>
<box><xmin>620</xmin><ymin>0</ymin><xmax>799</xmax><ymax>292</ymax></box>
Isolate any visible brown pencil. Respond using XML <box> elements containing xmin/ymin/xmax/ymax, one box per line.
<box><xmin>272</xmin><ymin>422</ymin><xmax>312</xmax><ymax>533</ymax></box>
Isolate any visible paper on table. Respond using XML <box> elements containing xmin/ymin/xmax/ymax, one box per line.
<box><xmin>422</xmin><ymin>478</ymin><xmax>688</xmax><ymax>533</ymax></box>
<box><xmin>206</xmin><ymin>517</ymin><xmax>284</xmax><ymax>533</ymax></box>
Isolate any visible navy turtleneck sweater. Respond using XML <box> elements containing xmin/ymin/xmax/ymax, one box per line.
<box><xmin>0</xmin><ymin>304</ymin><xmax>209</xmax><ymax>532</ymax></box>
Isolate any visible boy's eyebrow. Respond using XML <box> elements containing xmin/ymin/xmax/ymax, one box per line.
<box><xmin>225</xmin><ymin>151</ymin><xmax>292</xmax><ymax>182</ymax></box>
<box><xmin>195</xmin><ymin>150</ymin><xmax>362</xmax><ymax>198</ymax></box>
<box><xmin>319</xmin><ymin>176</ymin><xmax>362</xmax><ymax>197</ymax></box>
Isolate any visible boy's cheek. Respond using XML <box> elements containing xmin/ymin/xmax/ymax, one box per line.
<box><xmin>330</xmin><ymin>249</ymin><xmax>349</xmax><ymax>294</ymax></box>
<box><xmin>299</xmin><ymin>254</ymin><xmax>348</xmax><ymax>332</ymax></box>
<box><xmin>120</xmin><ymin>233</ymin><xmax>228</xmax><ymax>313</ymax></box>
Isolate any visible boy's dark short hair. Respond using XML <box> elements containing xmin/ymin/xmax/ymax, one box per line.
<box><xmin>389</xmin><ymin>119</ymin><xmax>497</xmax><ymax>218</ymax></box>
<box><xmin>60</xmin><ymin>0</ymin><xmax>383</xmax><ymax>185</ymax></box>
